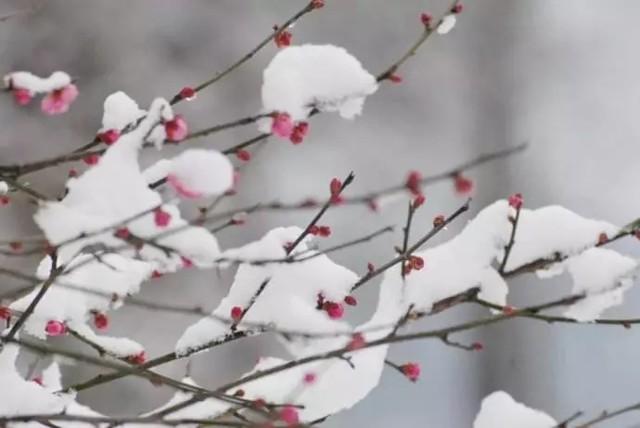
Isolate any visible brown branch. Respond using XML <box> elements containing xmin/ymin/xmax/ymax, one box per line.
<box><xmin>351</xmin><ymin>198</ymin><xmax>471</xmax><ymax>292</ymax></box>
<box><xmin>2</xmin><ymin>259</ymin><xmax>62</xmax><ymax>342</ymax></box>
<box><xmin>573</xmin><ymin>400</ymin><xmax>640</xmax><ymax>427</ymax></box>
<box><xmin>168</xmin><ymin>1</ymin><xmax>320</xmax><ymax>105</ymax></box>
<box><xmin>498</xmin><ymin>204</ymin><xmax>521</xmax><ymax>274</ymax></box>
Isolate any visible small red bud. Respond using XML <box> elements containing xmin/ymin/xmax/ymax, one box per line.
<box><xmin>236</xmin><ymin>149</ymin><xmax>251</xmax><ymax>162</ymax></box>
<box><xmin>128</xmin><ymin>351</ymin><xmax>146</xmax><ymax>365</ymax></box>
<box><xmin>274</xmin><ymin>30</ymin><xmax>293</xmax><ymax>48</ymax></box>
<box><xmin>0</xmin><ymin>306</ymin><xmax>11</xmax><ymax>320</ymax></box>
<box><xmin>598</xmin><ymin>233</ymin><xmax>609</xmax><ymax>245</ymax></box>
<box><xmin>311</xmin><ymin>0</ymin><xmax>324</xmax><ymax>9</ymax></box>
<box><xmin>303</xmin><ymin>372</ymin><xmax>317</xmax><ymax>384</ymax></box>
<box><xmin>9</xmin><ymin>241</ymin><xmax>22</xmax><ymax>252</ymax></box>
<box><xmin>508</xmin><ymin>193</ymin><xmax>524</xmax><ymax>210</ymax></box>
<box><xmin>388</xmin><ymin>73</ymin><xmax>403</xmax><ymax>83</ymax></box>
<box><xmin>344</xmin><ymin>295</ymin><xmax>357</xmax><ymax>306</ymax></box>
<box><xmin>0</xmin><ymin>196</ymin><xmax>9</xmax><ymax>206</ymax></box>
<box><xmin>413</xmin><ymin>194</ymin><xmax>426</xmax><ymax>208</ymax></box>
<box><xmin>179</xmin><ymin>86</ymin><xmax>197</xmax><ymax>101</ymax></box>
<box><xmin>93</xmin><ymin>312</ymin><xmax>109</xmax><ymax>330</ymax></box>
<box><xmin>453</xmin><ymin>173</ymin><xmax>474</xmax><ymax>195</ymax></box>
<box><xmin>231</xmin><ymin>306</ymin><xmax>243</xmax><ymax>322</ymax></box>
<box><xmin>420</xmin><ymin>12</ymin><xmax>433</xmax><ymax>26</ymax></box>
<box><xmin>433</xmin><ymin>214</ymin><xmax>446</xmax><ymax>228</ymax></box>
<box><xmin>502</xmin><ymin>305</ymin><xmax>516</xmax><ymax>316</ymax></box>
<box><xmin>405</xmin><ymin>171</ymin><xmax>422</xmax><ymax>196</ymax></box>
<box><xmin>83</xmin><ymin>154</ymin><xmax>100</xmax><ymax>166</ymax></box>
<box><xmin>330</xmin><ymin>178</ymin><xmax>342</xmax><ymax>196</ymax></box>
<box><xmin>367</xmin><ymin>262</ymin><xmax>375</xmax><ymax>273</ymax></box>
<box><xmin>68</xmin><ymin>168</ymin><xmax>78</xmax><ymax>178</ymax></box>
<box><xmin>410</xmin><ymin>255</ymin><xmax>424</xmax><ymax>270</ymax></box>
<box><xmin>154</xmin><ymin>208</ymin><xmax>171</xmax><ymax>227</ymax></box>
<box><xmin>400</xmin><ymin>362</ymin><xmax>421</xmax><ymax>382</ymax></box>
<box><xmin>451</xmin><ymin>3</ymin><xmax>464</xmax><ymax>14</ymax></box>
<box><xmin>317</xmin><ymin>225</ymin><xmax>331</xmax><ymax>237</ymax></box>
<box><xmin>97</xmin><ymin>129</ymin><xmax>120</xmax><ymax>145</ymax></box>
<box><xmin>471</xmin><ymin>342</ymin><xmax>484</xmax><ymax>351</ymax></box>
<box><xmin>114</xmin><ymin>227</ymin><xmax>130</xmax><ymax>240</ymax></box>
<box><xmin>347</xmin><ymin>333</ymin><xmax>366</xmax><ymax>351</ymax></box>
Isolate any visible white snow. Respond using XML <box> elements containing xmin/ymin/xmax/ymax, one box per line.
<box><xmin>99</xmin><ymin>91</ymin><xmax>146</xmax><ymax>132</ymax></box>
<box><xmin>561</xmin><ymin>248</ymin><xmax>637</xmax><ymax>321</ymax></box>
<box><xmin>176</xmin><ymin>226</ymin><xmax>357</xmax><ymax>356</ymax></box>
<box><xmin>166</xmin><ymin>149</ymin><xmax>234</xmax><ymax>198</ymax></box>
<box><xmin>258</xmin><ymin>44</ymin><xmax>378</xmax><ymax>132</ymax></box>
<box><xmin>437</xmin><ymin>14</ymin><xmax>457</xmax><ymax>34</ymax></box>
<box><xmin>384</xmin><ymin>200</ymin><xmax>512</xmax><ymax>315</ymax></box>
<box><xmin>0</xmin><ymin>181</ymin><xmax>8</xmax><ymax>194</ymax></box>
<box><xmin>473</xmin><ymin>391</ymin><xmax>557</xmax><ymax>428</ymax></box>
<box><xmin>3</xmin><ymin>71</ymin><xmax>72</xmax><ymax>93</ymax></box>
<box><xmin>10</xmin><ymin>254</ymin><xmax>153</xmax><ymax>339</ymax></box>
<box><xmin>69</xmin><ymin>322</ymin><xmax>145</xmax><ymax>359</ymax></box>
<box><xmin>504</xmin><ymin>205</ymin><xmax>619</xmax><ymax>273</ymax></box>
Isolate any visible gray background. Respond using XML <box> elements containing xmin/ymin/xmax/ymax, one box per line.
<box><xmin>1</xmin><ymin>0</ymin><xmax>640</xmax><ymax>426</ymax></box>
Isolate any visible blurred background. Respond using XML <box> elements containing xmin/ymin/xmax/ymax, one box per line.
<box><xmin>2</xmin><ymin>0</ymin><xmax>640</xmax><ymax>426</ymax></box>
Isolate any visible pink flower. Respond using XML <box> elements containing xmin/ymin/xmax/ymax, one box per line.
<box><xmin>13</xmin><ymin>88</ymin><xmax>33</xmax><ymax>106</ymax></box>
<box><xmin>41</xmin><ymin>84</ymin><xmax>79</xmax><ymax>115</ymax></box>
<box><xmin>271</xmin><ymin>113</ymin><xmax>294</xmax><ymax>138</ymax></box>
<box><xmin>166</xmin><ymin>173</ymin><xmax>203</xmax><ymax>199</ymax></box>
<box><xmin>164</xmin><ymin>115</ymin><xmax>189</xmax><ymax>142</ymax></box>
<box><xmin>45</xmin><ymin>320</ymin><xmax>67</xmax><ymax>336</ymax></box>
<box><xmin>279</xmin><ymin>406</ymin><xmax>299</xmax><ymax>426</ymax></box>
<box><xmin>154</xmin><ymin>207</ymin><xmax>171</xmax><ymax>227</ymax></box>
<box><xmin>508</xmin><ymin>193</ymin><xmax>524</xmax><ymax>209</ymax></box>
<box><xmin>400</xmin><ymin>362</ymin><xmax>421</xmax><ymax>382</ymax></box>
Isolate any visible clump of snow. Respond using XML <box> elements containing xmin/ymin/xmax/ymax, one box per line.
<box><xmin>561</xmin><ymin>248</ymin><xmax>637</xmax><ymax>321</ymax></box>
<box><xmin>0</xmin><ymin>342</ymin><xmax>67</xmax><ymax>416</ymax></box>
<box><xmin>473</xmin><ymin>391</ymin><xmax>557</xmax><ymax>428</ymax></box>
<box><xmin>0</xmin><ymin>181</ymin><xmax>8</xmax><ymax>194</ymax></box>
<box><xmin>3</xmin><ymin>71</ymin><xmax>72</xmax><ymax>94</ymax></box>
<box><xmin>258</xmin><ymin>44</ymin><xmax>378</xmax><ymax>132</ymax></box>
<box><xmin>176</xmin><ymin>226</ymin><xmax>357</xmax><ymax>356</ymax></box>
<box><xmin>437</xmin><ymin>14</ymin><xmax>457</xmax><ymax>34</ymax></box>
<box><xmin>385</xmin><ymin>200</ymin><xmax>512</xmax><ymax>315</ymax></box>
<box><xmin>504</xmin><ymin>205</ymin><xmax>619</xmax><ymax>273</ymax></box>
<box><xmin>69</xmin><ymin>322</ymin><xmax>145</xmax><ymax>359</ymax></box>
<box><xmin>166</xmin><ymin>149</ymin><xmax>234</xmax><ymax>199</ymax></box>
<box><xmin>34</xmin><ymin>97</ymin><xmax>222</xmax><ymax>268</ymax></box>
<box><xmin>143</xmin><ymin>159</ymin><xmax>173</xmax><ymax>184</ymax></box>
<box><xmin>10</xmin><ymin>254</ymin><xmax>153</xmax><ymax>339</ymax></box>
<box><xmin>99</xmin><ymin>91</ymin><xmax>146</xmax><ymax>132</ymax></box>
